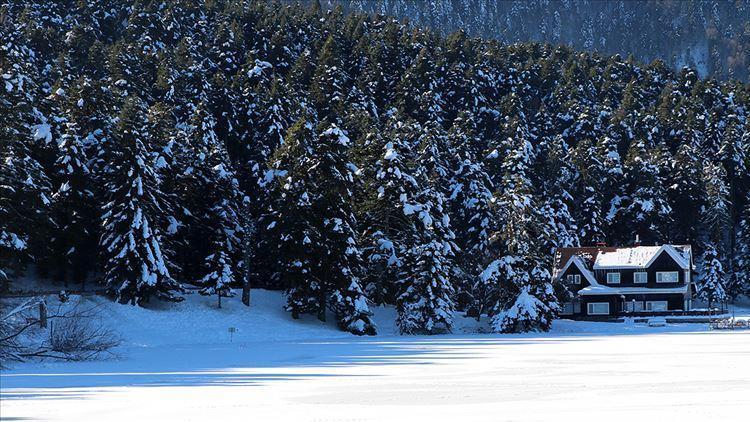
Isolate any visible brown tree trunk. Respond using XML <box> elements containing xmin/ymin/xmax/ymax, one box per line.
<box><xmin>39</xmin><ymin>301</ymin><xmax>47</xmax><ymax>328</ymax></box>
<box><xmin>241</xmin><ymin>219</ymin><xmax>253</xmax><ymax>307</ymax></box>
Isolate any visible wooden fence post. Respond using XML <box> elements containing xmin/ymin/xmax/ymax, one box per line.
<box><xmin>39</xmin><ymin>300</ymin><xmax>47</xmax><ymax>328</ymax></box>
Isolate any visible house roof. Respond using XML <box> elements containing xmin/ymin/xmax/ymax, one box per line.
<box><xmin>552</xmin><ymin>246</ymin><xmax>617</xmax><ymax>274</ymax></box>
<box><xmin>553</xmin><ymin>244</ymin><xmax>692</xmax><ymax>275</ymax></box>
<box><xmin>593</xmin><ymin>245</ymin><xmax>691</xmax><ymax>270</ymax></box>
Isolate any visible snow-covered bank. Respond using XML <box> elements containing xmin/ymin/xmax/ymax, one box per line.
<box><xmin>2</xmin><ymin>290</ymin><xmax>749</xmax><ymax>421</ymax></box>
<box><xmin>4</xmin><ymin>288</ymin><xmax>739</xmax><ymax>351</ymax></box>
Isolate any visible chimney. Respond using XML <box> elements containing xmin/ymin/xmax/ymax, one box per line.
<box><xmin>634</xmin><ymin>234</ymin><xmax>641</xmax><ymax>247</ymax></box>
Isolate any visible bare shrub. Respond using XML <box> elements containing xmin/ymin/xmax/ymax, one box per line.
<box><xmin>47</xmin><ymin>312</ymin><xmax>120</xmax><ymax>361</ymax></box>
<box><xmin>0</xmin><ymin>296</ymin><xmax>44</xmax><ymax>365</ymax></box>
<box><xmin>0</xmin><ymin>296</ymin><xmax>120</xmax><ymax>365</ymax></box>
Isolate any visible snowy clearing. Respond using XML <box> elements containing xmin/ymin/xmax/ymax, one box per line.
<box><xmin>1</xmin><ymin>290</ymin><xmax>749</xmax><ymax>422</ymax></box>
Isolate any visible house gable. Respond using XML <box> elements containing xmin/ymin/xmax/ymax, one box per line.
<box><xmin>555</xmin><ymin>256</ymin><xmax>597</xmax><ymax>288</ymax></box>
<box><xmin>643</xmin><ymin>245</ymin><xmax>690</xmax><ymax>270</ymax></box>
<box><xmin>643</xmin><ymin>249</ymin><xmax>687</xmax><ymax>286</ymax></box>
<box><xmin>649</xmin><ymin>249</ymin><xmax>683</xmax><ymax>271</ymax></box>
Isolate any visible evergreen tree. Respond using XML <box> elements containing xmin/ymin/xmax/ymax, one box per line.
<box><xmin>0</xmin><ymin>38</ymin><xmax>54</xmax><ymax>286</ymax></box>
<box><xmin>483</xmin><ymin>131</ymin><xmax>558</xmax><ymax>333</ymax></box>
<box><xmin>698</xmin><ymin>243</ymin><xmax>727</xmax><ymax>309</ymax></box>
<box><xmin>668</xmin><ymin>140</ymin><xmax>705</xmax><ymax>244</ymax></box>
<box><xmin>730</xmin><ymin>196</ymin><xmax>750</xmax><ymax>299</ymax></box>
<box><xmin>50</xmin><ymin>119</ymin><xmax>97</xmax><ymax>287</ymax></box>
<box><xmin>99</xmin><ymin>98</ymin><xmax>182</xmax><ymax>305</ymax></box>
<box><xmin>571</xmin><ymin>139</ymin><xmax>606</xmax><ymax>245</ymax></box>
<box><xmin>396</xmin><ymin>123</ymin><xmax>457</xmax><ymax>334</ymax></box>
<box><xmin>266</xmin><ymin>119</ymin><xmax>375</xmax><ymax>335</ymax></box>
<box><xmin>310</xmin><ymin>35</ymin><xmax>347</xmax><ymax>123</ymax></box>
<box><xmin>697</xmin><ymin>162</ymin><xmax>732</xmax><ymax>307</ymax></box>
<box><xmin>187</xmin><ymin>102</ymin><xmax>244</xmax><ymax>307</ymax></box>
<box><xmin>360</xmin><ymin>117</ymin><xmax>421</xmax><ymax>305</ymax></box>
<box><xmin>536</xmin><ymin>135</ymin><xmax>579</xmax><ymax>254</ymax></box>
<box><xmin>613</xmin><ymin>140</ymin><xmax>672</xmax><ymax>245</ymax></box>
<box><xmin>446</xmin><ymin>113</ymin><xmax>495</xmax><ymax>311</ymax></box>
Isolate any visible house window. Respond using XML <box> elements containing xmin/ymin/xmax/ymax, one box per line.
<box><xmin>560</xmin><ymin>302</ymin><xmax>575</xmax><ymax>315</ymax></box>
<box><xmin>587</xmin><ymin>302</ymin><xmax>610</xmax><ymax>315</ymax></box>
<box><xmin>656</xmin><ymin>271</ymin><xmax>679</xmax><ymax>283</ymax></box>
<box><xmin>623</xmin><ymin>300</ymin><xmax>644</xmax><ymax>312</ymax></box>
<box><xmin>646</xmin><ymin>301</ymin><xmax>668</xmax><ymax>311</ymax></box>
<box><xmin>566</xmin><ymin>274</ymin><xmax>581</xmax><ymax>285</ymax></box>
<box><xmin>634</xmin><ymin>272</ymin><xmax>648</xmax><ymax>284</ymax></box>
<box><xmin>606</xmin><ymin>272</ymin><xmax>620</xmax><ymax>284</ymax></box>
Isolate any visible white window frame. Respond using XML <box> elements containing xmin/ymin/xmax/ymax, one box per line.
<box><xmin>646</xmin><ymin>301</ymin><xmax>668</xmax><ymax>311</ymax></box>
<box><xmin>560</xmin><ymin>302</ymin><xmax>575</xmax><ymax>315</ymax></box>
<box><xmin>633</xmin><ymin>272</ymin><xmax>648</xmax><ymax>284</ymax></box>
<box><xmin>656</xmin><ymin>271</ymin><xmax>679</xmax><ymax>283</ymax></box>
<box><xmin>587</xmin><ymin>302</ymin><xmax>610</xmax><ymax>315</ymax></box>
<box><xmin>606</xmin><ymin>272</ymin><xmax>621</xmax><ymax>284</ymax></box>
<box><xmin>624</xmin><ymin>300</ymin><xmax>644</xmax><ymax>312</ymax></box>
<box><xmin>566</xmin><ymin>274</ymin><xmax>581</xmax><ymax>285</ymax></box>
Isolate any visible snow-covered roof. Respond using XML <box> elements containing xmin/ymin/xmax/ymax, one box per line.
<box><xmin>553</xmin><ymin>255</ymin><xmax>598</xmax><ymax>286</ymax></box>
<box><xmin>578</xmin><ymin>284</ymin><xmax>689</xmax><ymax>296</ymax></box>
<box><xmin>592</xmin><ymin>245</ymin><xmax>691</xmax><ymax>270</ymax></box>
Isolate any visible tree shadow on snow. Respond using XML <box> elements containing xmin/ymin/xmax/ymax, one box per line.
<box><xmin>0</xmin><ymin>327</ymin><xmax>725</xmax><ymax>402</ymax></box>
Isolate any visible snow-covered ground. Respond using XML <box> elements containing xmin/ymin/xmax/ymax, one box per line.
<box><xmin>2</xmin><ymin>290</ymin><xmax>749</xmax><ymax>421</ymax></box>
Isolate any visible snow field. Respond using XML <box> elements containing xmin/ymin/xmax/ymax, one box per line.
<box><xmin>1</xmin><ymin>290</ymin><xmax>749</xmax><ymax>421</ymax></box>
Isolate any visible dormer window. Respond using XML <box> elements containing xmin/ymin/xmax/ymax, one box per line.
<box><xmin>566</xmin><ymin>274</ymin><xmax>581</xmax><ymax>285</ymax></box>
<box><xmin>656</xmin><ymin>271</ymin><xmax>679</xmax><ymax>283</ymax></box>
<box><xmin>606</xmin><ymin>272</ymin><xmax>620</xmax><ymax>284</ymax></box>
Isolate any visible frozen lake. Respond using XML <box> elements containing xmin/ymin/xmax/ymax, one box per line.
<box><xmin>2</xmin><ymin>292</ymin><xmax>749</xmax><ymax>421</ymax></box>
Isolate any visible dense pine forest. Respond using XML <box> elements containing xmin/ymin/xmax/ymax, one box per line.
<box><xmin>1</xmin><ymin>0</ymin><xmax>749</xmax><ymax>335</ymax></box>
<box><xmin>331</xmin><ymin>0</ymin><xmax>750</xmax><ymax>82</ymax></box>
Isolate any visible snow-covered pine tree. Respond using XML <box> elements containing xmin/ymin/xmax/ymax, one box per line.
<box><xmin>668</xmin><ymin>140</ymin><xmax>705</xmax><ymax>244</ymax></box>
<box><xmin>700</xmin><ymin>162</ymin><xmax>732</xmax><ymax>252</ymax></box>
<box><xmin>570</xmin><ymin>138</ymin><xmax>606</xmax><ymax>245</ymax></box>
<box><xmin>613</xmin><ymin>140</ymin><xmax>672</xmax><ymax>245</ymax></box>
<box><xmin>355</xmin><ymin>17</ymin><xmax>407</xmax><ymax>114</ymax></box>
<box><xmin>597</xmin><ymin>134</ymin><xmax>624</xmax><ymax>242</ymax></box>
<box><xmin>396</xmin><ymin>122</ymin><xmax>457</xmax><ymax>334</ymax></box>
<box><xmin>0</xmin><ymin>35</ymin><xmax>54</xmax><ymax>286</ymax></box>
<box><xmin>697</xmin><ymin>161</ymin><xmax>732</xmax><ymax>308</ymax></box>
<box><xmin>397</xmin><ymin>45</ymin><xmax>446</xmax><ymax>125</ymax></box>
<box><xmin>718</xmin><ymin>115</ymin><xmax>748</xmax><ymax>212</ymax></box>
<box><xmin>0</xmin><ymin>141</ymin><xmax>54</xmax><ymax>286</ymax></box>
<box><xmin>495</xmin><ymin>263</ymin><xmax>557</xmax><ymax>333</ymax></box>
<box><xmin>446</xmin><ymin>113</ymin><xmax>496</xmax><ymax>312</ymax></box>
<box><xmin>316</xmin><ymin>126</ymin><xmax>375</xmax><ymax>335</ymax></box>
<box><xmin>99</xmin><ymin>97</ymin><xmax>182</xmax><ymax>305</ymax></box>
<box><xmin>50</xmin><ymin>119</ymin><xmax>97</xmax><ymax>286</ymax></box>
<box><xmin>310</xmin><ymin>34</ymin><xmax>347</xmax><ymax>123</ymax></box>
<box><xmin>730</xmin><ymin>196</ymin><xmax>750</xmax><ymax>299</ymax></box>
<box><xmin>360</xmin><ymin>116</ymin><xmax>422</xmax><ymax>305</ymax></box>
<box><xmin>698</xmin><ymin>243</ymin><xmax>727</xmax><ymax>309</ymax></box>
<box><xmin>186</xmin><ymin>102</ymin><xmax>243</xmax><ymax>308</ymax></box>
<box><xmin>484</xmin><ymin>127</ymin><xmax>558</xmax><ymax>333</ymax></box>
<box><xmin>534</xmin><ymin>134</ymin><xmax>580</xmax><ymax>307</ymax></box>
<box><xmin>266</xmin><ymin>119</ymin><xmax>376</xmax><ymax>334</ymax></box>
<box><xmin>535</xmin><ymin>134</ymin><xmax>579</xmax><ymax>254</ymax></box>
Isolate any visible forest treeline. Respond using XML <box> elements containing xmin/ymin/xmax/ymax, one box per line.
<box><xmin>328</xmin><ymin>0</ymin><xmax>750</xmax><ymax>82</ymax></box>
<box><xmin>1</xmin><ymin>0</ymin><xmax>749</xmax><ymax>335</ymax></box>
